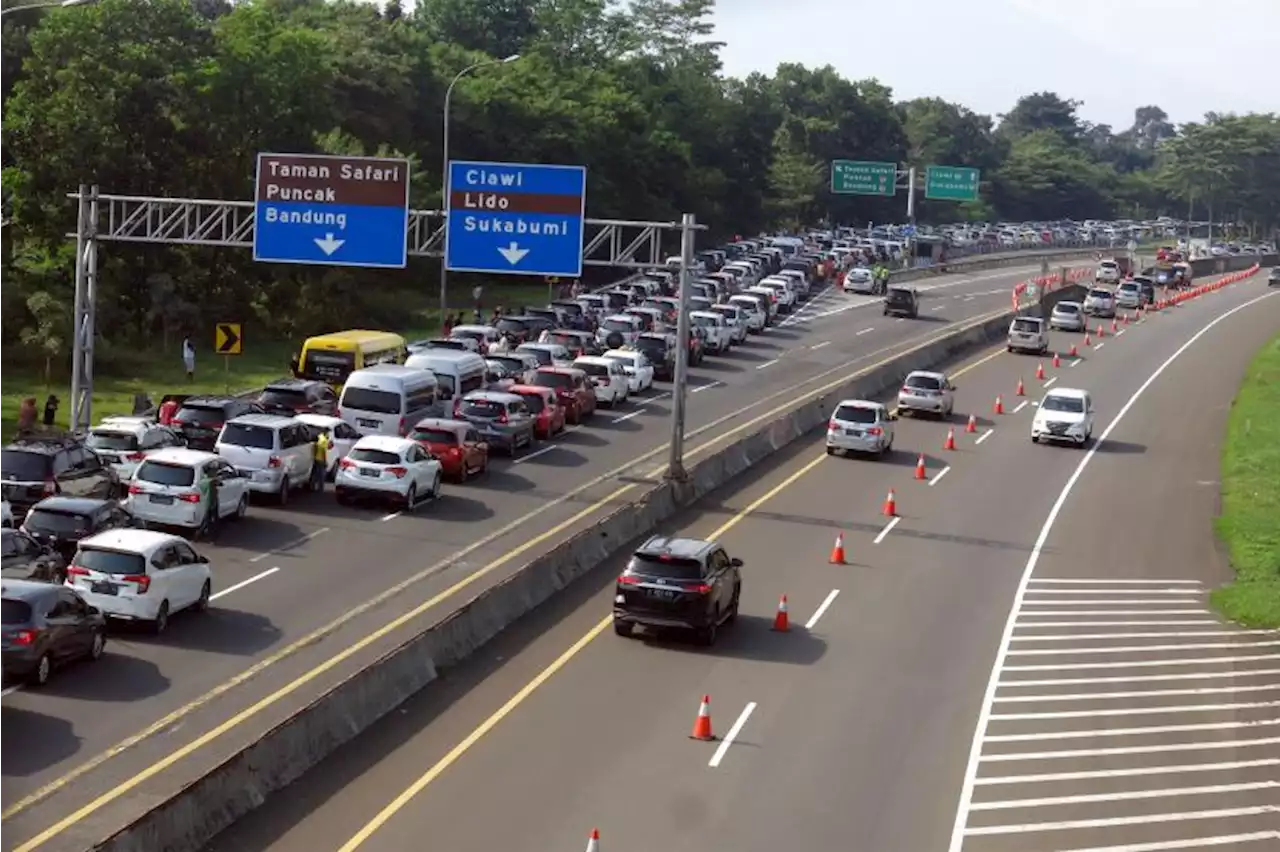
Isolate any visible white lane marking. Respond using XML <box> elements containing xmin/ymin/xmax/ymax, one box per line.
<box><xmin>1013</xmin><ymin>400</ymin><xmax>1029</xmax><ymax>414</ymax></box>
<box><xmin>1029</xmin><ymin>578</ymin><xmax>1203</xmax><ymax>585</ymax></box>
<box><xmin>1007</xmin><ymin>640</ymin><xmax>1280</xmax><ymax>654</ymax></box>
<box><xmin>379</xmin><ymin>511</ymin><xmax>401</xmax><ymax>522</ymax></box>
<box><xmin>249</xmin><ymin>526</ymin><xmax>330</xmax><ymax>563</ymax></box>
<box><xmin>1021</xmin><ymin>599</ymin><xmax>1216</xmax><ymax>606</ymax></box>
<box><xmin>1042</xmin><ymin>376</ymin><xmax>1058</xmax><ymax>389</ymax></box>
<box><xmin>1061</xmin><ymin>831</ymin><xmax>1280</xmax><ymax>851</ymax></box>
<box><xmin>928</xmin><ymin>466</ymin><xmax>951</xmax><ymax>487</ymax></box>
<box><xmin>873</xmin><ymin>516</ymin><xmax>901</xmax><ymax>544</ymax></box>
<box><xmin>1095</xmin><ymin>341</ymin><xmax>1107</xmax><ymax>351</ymax></box>
<box><xmin>947</xmin><ymin>288</ymin><xmax>1280</xmax><ymax>852</ymax></box>
<box><xmin>1069</xmin><ymin>358</ymin><xmax>1082</xmax><ymax>367</ymax></box>
<box><xmin>1013</xmin><ymin>620</ymin><xmax>1221</xmax><ymax>628</ymax></box>
<box><xmin>805</xmin><ymin>589</ymin><xmax>840</xmax><ymax>629</ymax></box>
<box><xmin>1116</xmin><ymin>327</ymin><xmax>1127</xmax><ymax>336</ymax></box>
<box><xmin>514</xmin><ymin>444</ymin><xmax>559</xmax><ymax>464</ymax></box>
<box><xmin>962</xmin><ymin>805</ymin><xmax>1279</xmax><ymax>837</ymax></box>
<box><xmin>975</xmin><ymin>758</ymin><xmax>1280</xmax><ymax>786</ymax></box>
<box><xmin>210</xmin><ymin>566</ymin><xmax>281</xmax><ymax>601</ymax></box>
<box><xmin>980</xmin><ymin>735</ymin><xmax>1280</xmax><ymax>762</ymax></box>
<box><xmin>809</xmin><ymin>341</ymin><xmax>831</xmax><ymax>350</ymax></box>
<box><xmin>1001</xmin><ymin>668</ymin><xmax>1280</xmax><ymax>687</ymax></box>
<box><xmin>931</xmin><ymin>305</ymin><xmax>945</xmax><ymax>312</ymax></box>
<box><xmin>1003</xmin><ymin>653</ymin><xmax>1280</xmax><ymax>671</ymax></box>
<box><xmin>994</xmin><ymin>683</ymin><xmax>1280</xmax><ymax>703</ymax></box>
<box><xmin>708</xmin><ymin>702</ymin><xmax>757</xmax><ymax>768</ymax></box>
<box><xmin>1</xmin><ymin>684</ymin><xmax>22</xmax><ymax>697</ymax></box>
<box><xmin>611</xmin><ymin>410</ymin><xmax>643</xmax><ymax>423</ymax></box>
<box><xmin>855</xmin><ymin>327</ymin><xmax>874</xmax><ymax>336</ymax></box>
<box><xmin>755</xmin><ymin>359</ymin><xmax>778</xmax><ymax>370</ymax></box>
<box><xmin>1011</xmin><ymin>628</ymin><xmax>1269</xmax><ymax>639</ymax></box>
<box><xmin>990</xmin><ymin>700</ymin><xmax>1280</xmax><ymax>721</ymax></box>
<box><xmin>969</xmin><ymin>780</ymin><xmax>1280</xmax><ymax>812</ymax></box>
<box><xmin>690</xmin><ymin>381</ymin><xmax>722</xmax><ymax>394</ymax></box>
<box><xmin>986</xmin><ymin>719</ymin><xmax>1280</xmax><ymax>742</ymax></box>
<box><xmin>974</xmin><ymin>428</ymin><xmax>994</xmax><ymax>445</ymax></box>
<box><xmin>895</xmin><ymin>317</ymin><xmax>906</xmax><ymax>323</ymax></box>
<box><xmin>1023</xmin><ymin>588</ymin><xmax>1202</xmax><ymax>595</ymax></box>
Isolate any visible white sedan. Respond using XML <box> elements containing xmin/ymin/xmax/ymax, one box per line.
<box><xmin>601</xmin><ymin>349</ymin><xmax>654</xmax><ymax>393</ymax></box>
<box><xmin>335</xmin><ymin>435</ymin><xmax>443</xmax><ymax>510</ymax></box>
<box><xmin>843</xmin><ymin>267</ymin><xmax>877</xmax><ymax>294</ymax></box>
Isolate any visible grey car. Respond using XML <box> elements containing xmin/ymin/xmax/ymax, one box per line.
<box><xmin>826</xmin><ymin>400</ymin><xmax>895</xmax><ymax>456</ymax></box>
<box><xmin>1049</xmin><ymin>300</ymin><xmax>1086</xmax><ymax>332</ymax></box>
<box><xmin>453</xmin><ymin>391</ymin><xmax>537</xmax><ymax>456</ymax></box>
<box><xmin>897</xmin><ymin>370</ymin><xmax>956</xmax><ymax>418</ymax></box>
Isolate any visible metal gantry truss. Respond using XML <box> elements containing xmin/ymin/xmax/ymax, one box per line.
<box><xmin>76</xmin><ymin>191</ymin><xmax>690</xmax><ymax>268</ymax></box>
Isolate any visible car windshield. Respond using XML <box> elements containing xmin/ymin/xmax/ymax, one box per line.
<box><xmin>518</xmin><ymin>347</ymin><xmax>553</xmax><ymax>366</ymax></box>
<box><xmin>532</xmin><ymin>371</ymin><xmax>572</xmax><ymax>390</ymax></box>
<box><xmin>409</xmin><ymin>428</ymin><xmax>457</xmax><ymax>445</ymax></box>
<box><xmin>460</xmin><ymin>399</ymin><xmax>505</xmax><ymax>419</ymax></box>
<box><xmin>24</xmin><ymin>509</ymin><xmax>92</xmax><ymax>536</ymax></box>
<box><xmin>627</xmin><ymin>554</ymin><xmax>702</xmax><ymax>580</ymax></box>
<box><xmin>173</xmin><ymin>405</ymin><xmax>227</xmax><ymax>425</ymax></box>
<box><xmin>692</xmin><ymin>315</ymin><xmax>715</xmax><ymax>328</ymax></box>
<box><xmin>452</xmin><ymin>329</ymin><xmax>486</xmax><ymax>341</ymax></box>
<box><xmin>577</xmin><ymin>362</ymin><xmax>609</xmax><ymax>377</ymax></box>
<box><xmin>87</xmin><ymin>431</ymin><xmax>139</xmax><ymax>451</ymax></box>
<box><xmin>1</xmin><ymin>450</ymin><xmax>50</xmax><ymax>481</ymax></box>
<box><xmin>1042</xmin><ymin>395</ymin><xmax>1085</xmax><ymax>414</ymax></box>
<box><xmin>602</xmin><ymin>319</ymin><xmax>634</xmax><ymax>333</ymax></box>
<box><xmin>340</xmin><ymin>387</ymin><xmax>401</xmax><ymax>414</ymax></box>
<box><xmin>1012</xmin><ymin>319</ymin><xmax>1041</xmax><ymax>333</ymax></box>
<box><xmin>833</xmin><ymin>405</ymin><xmax>877</xmax><ymax>424</ymax></box>
<box><xmin>887</xmin><ymin>289</ymin><xmax>912</xmax><ymax>303</ymax></box>
<box><xmin>635</xmin><ymin>337</ymin><xmax>666</xmax><ymax>352</ymax></box>
<box><xmin>906</xmin><ymin>375</ymin><xmax>942</xmax><ymax>390</ymax></box>
<box><xmin>711</xmin><ymin>306</ymin><xmax>738</xmax><ymax>318</ymax></box>
<box><xmin>260</xmin><ymin>388</ymin><xmax>309</xmax><ymax>408</ymax></box>
<box><xmin>135</xmin><ymin>461</ymin><xmax>195</xmax><ymax>487</ymax></box>
<box><xmin>604</xmin><ymin>355</ymin><xmax>634</xmax><ymax>370</ymax></box>
<box><xmin>1089</xmin><ymin>290</ymin><xmax>1112</xmax><ymax>300</ymax></box>
<box><xmin>75</xmin><ymin>547</ymin><xmax>146</xmax><ymax>575</ymax></box>
<box><xmin>1119</xmin><ymin>282</ymin><xmax>1138</xmax><ymax>292</ymax></box>
<box><xmin>300</xmin><ymin>350</ymin><xmax>355</xmax><ymax>383</ymax></box>
<box><xmin>1055</xmin><ymin>303</ymin><xmax>1080</xmax><ymax>314</ymax></box>
<box><xmin>495</xmin><ymin>318</ymin><xmax>530</xmax><ymax>335</ymax></box>
<box><xmin>546</xmin><ymin>333</ymin><xmax>582</xmax><ymax>348</ymax></box>
<box><xmin>219</xmin><ymin>423</ymin><xmax>275</xmax><ymax>450</ymax></box>
<box><xmin>348</xmin><ymin>448</ymin><xmax>402</xmax><ymax>465</ymax></box>
<box><xmin>514</xmin><ymin>392</ymin><xmax>545</xmax><ymax>413</ymax></box>
<box><xmin>1</xmin><ymin>598</ymin><xmax>32</xmax><ymax>625</ymax></box>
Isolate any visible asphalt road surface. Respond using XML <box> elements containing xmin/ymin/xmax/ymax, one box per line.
<box><xmin>1</xmin><ymin>259</ymin><xmax>1065</xmax><ymax>852</ymax></box>
<box><xmin>197</xmin><ymin>269</ymin><xmax>1279</xmax><ymax>852</ymax></box>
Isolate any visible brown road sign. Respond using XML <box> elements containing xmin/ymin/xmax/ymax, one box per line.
<box><xmin>255</xmin><ymin>154</ymin><xmax>410</xmax><ymax>208</ymax></box>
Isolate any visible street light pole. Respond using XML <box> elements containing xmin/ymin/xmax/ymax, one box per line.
<box><xmin>438</xmin><ymin>53</ymin><xmax>520</xmax><ymax>328</ymax></box>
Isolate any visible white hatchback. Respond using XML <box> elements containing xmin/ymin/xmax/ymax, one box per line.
<box><xmin>335</xmin><ymin>435</ymin><xmax>443</xmax><ymax>509</ymax></box>
<box><xmin>573</xmin><ymin>356</ymin><xmax>629</xmax><ymax>406</ymax></box>
<box><xmin>125</xmin><ymin>448</ymin><xmax>250</xmax><ymax>534</ymax></box>
<box><xmin>67</xmin><ymin>528</ymin><xmax>212</xmax><ymax>633</ymax></box>
<box><xmin>601</xmin><ymin>349</ymin><xmax>654</xmax><ymax>393</ymax></box>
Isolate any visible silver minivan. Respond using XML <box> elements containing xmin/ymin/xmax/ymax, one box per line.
<box><xmin>404</xmin><ymin>351</ymin><xmax>487</xmax><ymax>412</ymax></box>
<box><xmin>339</xmin><ymin>364</ymin><xmax>440</xmax><ymax>437</ymax></box>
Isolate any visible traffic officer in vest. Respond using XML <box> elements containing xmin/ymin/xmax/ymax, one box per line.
<box><xmin>311</xmin><ymin>429</ymin><xmax>332</xmax><ymax>492</ymax></box>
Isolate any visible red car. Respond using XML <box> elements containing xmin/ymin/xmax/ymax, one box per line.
<box><xmin>508</xmin><ymin>384</ymin><xmax>567</xmax><ymax>439</ymax></box>
<box><xmin>407</xmin><ymin>417</ymin><xmax>489</xmax><ymax>482</ymax></box>
<box><xmin>531</xmin><ymin>366</ymin><xmax>596</xmax><ymax>425</ymax></box>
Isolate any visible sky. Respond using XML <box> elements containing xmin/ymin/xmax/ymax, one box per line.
<box><xmin>711</xmin><ymin>0</ymin><xmax>1278</xmax><ymax>129</ymax></box>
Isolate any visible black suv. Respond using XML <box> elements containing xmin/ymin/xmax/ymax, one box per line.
<box><xmin>19</xmin><ymin>496</ymin><xmax>146</xmax><ymax>562</ymax></box>
<box><xmin>613</xmin><ymin>536</ymin><xmax>743</xmax><ymax>646</ymax></box>
<box><xmin>170</xmin><ymin>395</ymin><xmax>264</xmax><ymax>451</ymax></box>
<box><xmin>883</xmin><ymin>285</ymin><xmax>920</xmax><ymax>318</ymax></box>
<box><xmin>257</xmin><ymin>378</ymin><xmax>338</xmax><ymax>417</ymax></box>
<box><xmin>1</xmin><ymin>435</ymin><xmax>120</xmax><ymax>520</ymax></box>
<box><xmin>633</xmin><ymin>333</ymin><xmax>676</xmax><ymax>381</ymax></box>
<box><xmin>1269</xmin><ymin>267</ymin><xmax>1280</xmax><ymax>287</ymax></box>
<box><xmin>1</xmin><ymin>527</ymin><xmax>67</xmax><ymax>583</ymax></box>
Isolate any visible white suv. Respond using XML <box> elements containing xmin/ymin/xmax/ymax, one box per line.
<box><xmin>215</xmin><ymin>414</ymin><xmax>316</xmax><ymax>505</ymax></box>
<box><xmin>125</xmin><ymin>448</ymin><xmax>250</xmax><ymax>535</ymax></box>
<box><xmin>1095</xmin><ymin>260</ymin><xmax>1121</xmax><ymax>283</ymax></box>
<box><xmin>690</xmin><ymin>311</ymin><xmax>733</xmax><ymax>353</ymax></box>
<box><xmin>1032</xmin><ymin>388</ymin><xmax>1094</xmax><ymax>446</ymax></box>
<box><xmin>1007</xmin><ymin>316</ymin><xmax>1049</xmax><ymax>354</ymax></box>
<box><xmin>573</xmin><ymin>356</ymin><xmax>629</xmax><ymax>406</ymax></box>
<box><xmin>1083</xmin><ymin>288</ymin><xmax>1116</xmax><ymax>318</ymax></box>
<box><xmin>85</xmin><ymin>416</ymin><xmax>185</xmax><ymax>481</ymax></box>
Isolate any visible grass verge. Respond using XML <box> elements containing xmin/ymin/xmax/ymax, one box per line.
<box><xmin>1210</xmin><ymin>332</ymin><xmax>1280</xmax><ymax>627</ymax></box>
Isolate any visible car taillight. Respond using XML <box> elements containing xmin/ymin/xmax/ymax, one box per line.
<box><xmin>453</xmin><ymin>400</ymin><xmax>462</xmax><ymax>418</ymax></box>
<box><xmin>67</xmin><ymin>565</ymin><xmax>90</xmax><ymax>577</ymax></box>
<box><xmin>11</xmin><ymin>628</ymin><xmax>39</xmax><ymax>646</ymax></box>
<box><xmin>170</xmin><ymin>418</ymin><xmax>186</xmax><ymax>427</ymax></box>
<box><xmin>43</xmin><ymin>478</ymin><xmax>57</xmax><ymax>495</ymax></box>
<box><xmin>617</xmin><ymin>575</ymin><xmax>642</xmax><ymax>585</ymax></box>
<box><xmin>828</xmin><ymin>419</ymin><xmax>838</xmax><ymax>430</ymax></box>
<box><xmin>449</xmin><ymin>447</ymin><xmax>462</xmax><ymax>456</ymax></box>
<box><xmin>901</xmin><ymin>386</ymin><xmax>911</xmax><ymax>394</ymax></box>
<box><xmin>335</xmin><ymin>407</ymin><xmax>342</xmax><ymax>418</ymax></box>
<box><xmin>687</xmin><ymin>583</ymin><xmax>713</xmax><ymax>595</ymax></box>
<box><xmin>399</xmin><ymin>417</ymin><xmax>408</xmax><ymax>435</ymax></box>
<box><xmin>497</xmin><ymin>412</ymin><xmax>509</xmax><ymax>424</ymax></box>
<box><xmin>867</xmin><ymin>426</ymin><xmax>883</xmax><ymax>436</ymax></box>
<box><xmin>339</xmin><ymin>457</ymin><xmax>356</xmax><ymax>470</ymax></box>
<box><xmin>127</xmin><ymin>484</ymin><xmax>144</xmax><ymax>495</ymax></box>
<box><xmin>268</xmin><ymin>455</ymin><xmax>283</xmax><ymax>468</ymax></box>
<box><xmin>125</xmin><ymin>452</ymin><xmax>146</xmax><ymax>462</ymax></box>
<box><xmin>122</xmin><ymin>574</ymin><xmax>151</xmax><ymax>593</ymax></box>
<box><xmin>387</xmin><ymin>466</ymin><xmax>408</xmax><ymax>479</ymax></box>
<box><xmin>596</xmin><ymin>377</ymin><xmax>609</xmax><ymax>386</ymax></box>
<box><xmin>179</xmin><ymin>492</ymin><xmax>201</xmax><ymax>503</ymax></box>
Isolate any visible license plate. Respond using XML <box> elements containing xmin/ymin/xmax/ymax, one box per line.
<box><xmin>646</xmin><ymin>588</ymin><xmax>677</xmax><ymax>600</ymax></box>
<box><xmin>359</xmin><ymin>467</ymin><xmax>379</xmax><ymax>478</ymax></box>
<box><xmin>91</xmin><ymin>581</ymin><xmax>118</xmax><ymax>595</ymax></box>
<box><xmin>358</xmin><ymin>418</ymin><xmax>380</xmax><ymax>429</ymax></box>
<box><xmin>845</xmin><ymin>428</ymin><xmax>862</xmax><ymax>436</ymax></box>
<box><xmin>149</xmin><ymin>494</ymin><xmax>174</xmax><ymax>505</ymax></box>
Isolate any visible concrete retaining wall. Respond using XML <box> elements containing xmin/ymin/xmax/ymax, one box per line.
<box><xmin>90</xmin><ymin>274</ymin><xmax>1114</xmax><ymax>852</ymax></box>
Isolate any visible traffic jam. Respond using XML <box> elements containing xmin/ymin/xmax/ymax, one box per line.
<box><xmin>2</xmin><ymin>231</ymin><xmax>892</xmax><ymax>686</ymax></box>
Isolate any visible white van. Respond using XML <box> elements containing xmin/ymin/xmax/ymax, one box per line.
<box><xmin>404</xmin><ymin>350</ymin><xmax>487</xmax><ymax>412</ymax></box>
<box><xmin>339</xmin><ymin>364</ymin><xmax>440</xmax><ymax>437</ymax></box>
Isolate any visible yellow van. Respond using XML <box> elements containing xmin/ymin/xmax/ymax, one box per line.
<box><xmin>296</xmin><ymin>330</ymin><xmax>407</xmax><ymax>387</ymax></box>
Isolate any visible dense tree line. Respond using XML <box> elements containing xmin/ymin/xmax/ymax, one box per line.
<box><xmin>2</xmin><ymin>0</ymin><xmax>1277</xmax><ymax>373</ymax></box>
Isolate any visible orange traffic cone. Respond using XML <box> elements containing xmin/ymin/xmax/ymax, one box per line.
<box><xmin>585</xmin><ymin>829</ymin><xmax>601</xmax><ymax>852</ymax></box>
<box><xmin>1123</xmin><ymin>312</ymin><xmax>1131</xmax><ymax>325</ymax></box>
<box><xmin>1016</xmin><ymin>377</ymin><xmax>1026</xmax><ymax>396</ymax></box>
<box><xmin>943</xmin><ymin>428</ymin><xmax>956</xmax><ymax>451</ymax></box>
<box><xmin>915</xmin><ymin>452</ymin><xmax>927</xmax><ymax>479</ymax></box>
<box><xmin>882</xmin><ymin>488</ymin><xmax>897</xmax><ymax>517</ymax></box>
<box><xmin>1110</xmin><ymin>318</ymin><xmax>1118</xmax><ymax>333</ymax></box>
<box><xmin>829</xmin><ymin>532</ymin><xmax>847</xmax><ymax>565</ymax></box>
<box><xmin>1068</xmin><ymin>342</ymin><xmax>1078</xmax><ymax>357</ymax></box>
<box><xmin>965</xmin><ymin>413</ymin><xmax>977</xmax><ymax>433</ymax></box>
<box><xmin>1035</xmin><ymin>362</ymin><xmax>1045</xmax><ymax>380</ymax></box>
<box><xmin>994</xmin><ymin>394</ymin><xmax>1005</xmax><ymax>415</ymax></box>
<box><xmin>1096</xmin><ymin>324</ymin><xmax>1105</xmax><ymax>338</ymax></box>
<box><xmin>690</xmin><ymin>695</ymin><xmax>715</xmax><ymax>741</ymax></box>
<box><xmin>1083</xmin><ymin>332</ymin><xmax>1092</xmax><ymax>347</ymax></box>
<box><xmin>1052</xmin><ymin>352</ymin><xmax>1061</xmax><ymax>368</ymax></box>
<box><xmin>772</xmin><ymin>595</ymin><xmax>790</xmax><ymax>632</ymax></box>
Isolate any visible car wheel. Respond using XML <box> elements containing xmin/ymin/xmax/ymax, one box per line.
<box><xmin>613</xmin><ymin>620</ymin><xmax>634</xmax><ymax>638</ymax></box>
<box><xmin>697</xmin><ymin>613</ymin><xmax>719</xmax><ymax>647</ymax></box>
<box><xmin>193</xmin><ymin>580</ymin><xmax>212</xmax><ymax>612</ymax></box>
<box><xmin>404</xmin><ymin>484</ymin><xmax>418</xmax><ymax>510</ymax></box>
<box><xmin>25</xmin><ymin>653</ymin><xmax>52</xmax><ymax>686</ymax></box>
<box><xmin>430</xmin><ymin>473</ymin><xmax>442</xmax><ymax>499</ymax></box>
<box><xmin>277</xmin><ymin>479</ymin><xmax>289</xmax><ymax>507</ymax></box>
<box><xmin>336</xmin><ymin>490</ymin><xmax>351</xmax><ymax>506</ymax></box>
<box><xmin>235</xmin><ymin>494</ymin><xmax>248</xmax><ymax>520</ymax></box>
<box><xmin>826</xmin><ymin>446</ymin><xmax>835</xmax><ymax>455</ymax></box>
<box><xmin>152</xmin><ymin>601</ymin><xmax>170</xmax><ymax>635</ymax></box>
<box><xmin>726</xmin><ymin>586</ymin><xmax>741</xmax><ymax>624</ymax></box>
<box><xmin>1031</xmin><ymin>434</ymin><xmax>1039</xmax><ymax>444</ymax></box>
<box><xmin>88</xmin><ymin>630</ymin><xmax>106</xmax><ymax>662</ymax></box>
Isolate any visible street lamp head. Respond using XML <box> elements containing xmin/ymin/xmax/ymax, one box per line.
<box><xmin>60</xmin><ymin>0</ymin><xmax>94</xmax><ymax>7</ymax></box>
<box><xmin>501</xmin><ymin>54</ymin><xmax>520</xmax><ymax>63</ymax></box>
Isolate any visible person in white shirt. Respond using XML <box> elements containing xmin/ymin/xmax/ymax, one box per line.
<box><xmin>182</xmin><ymin>336</ymin><xmax>196</xmax><ymax>381</ymax></box>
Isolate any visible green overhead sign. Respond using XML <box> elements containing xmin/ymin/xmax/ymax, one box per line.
<box><xmin>924</xmin><ymin>165</ymin><xmax>981</xmax><ymax>201</ymax></box>
<box><xmin>831</xmin><ymin>160</ymin><xmax>896</xmax><ymax>197</ymax></box>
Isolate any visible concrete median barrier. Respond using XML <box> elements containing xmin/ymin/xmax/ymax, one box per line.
<box><xmin>91</xmin><ymin>269</ymin><xmax>1159</xmax><ymax>852</ymax></box>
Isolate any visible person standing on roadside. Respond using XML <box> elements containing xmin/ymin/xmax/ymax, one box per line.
<box><xmin>182</xmin><ymin>336</ymin><xmax>196</xmax><ymax>382</ymax></box>
<box><xmin>311</xmin><ymin>429</ymin><xmax>331</xmax><ymax>493</ymax></box>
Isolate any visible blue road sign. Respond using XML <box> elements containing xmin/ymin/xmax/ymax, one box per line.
<box><xmin>445</xmin><ymin>160</ymin><xmax>587</xmax><ymax>277</ymax></box>
<box><xmin>901</xmin><ymin>225</ymin><xmax>916</xmax><ymax>237</ymax></box>
<box><xmin>254</xmin><ymin>153</ymin><xmax>411</xmax><ymax>268</ymax></box>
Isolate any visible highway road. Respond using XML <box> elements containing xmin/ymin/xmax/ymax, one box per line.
<box><xmin>1</xmin><ymin>257</ymin><xmax>1067</xmax><ymax>851</ymax></box>
<box><xmin>197</xmin><ymin>268</ymin><xmax>1280</xmax><ymax>852</ymax></box>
